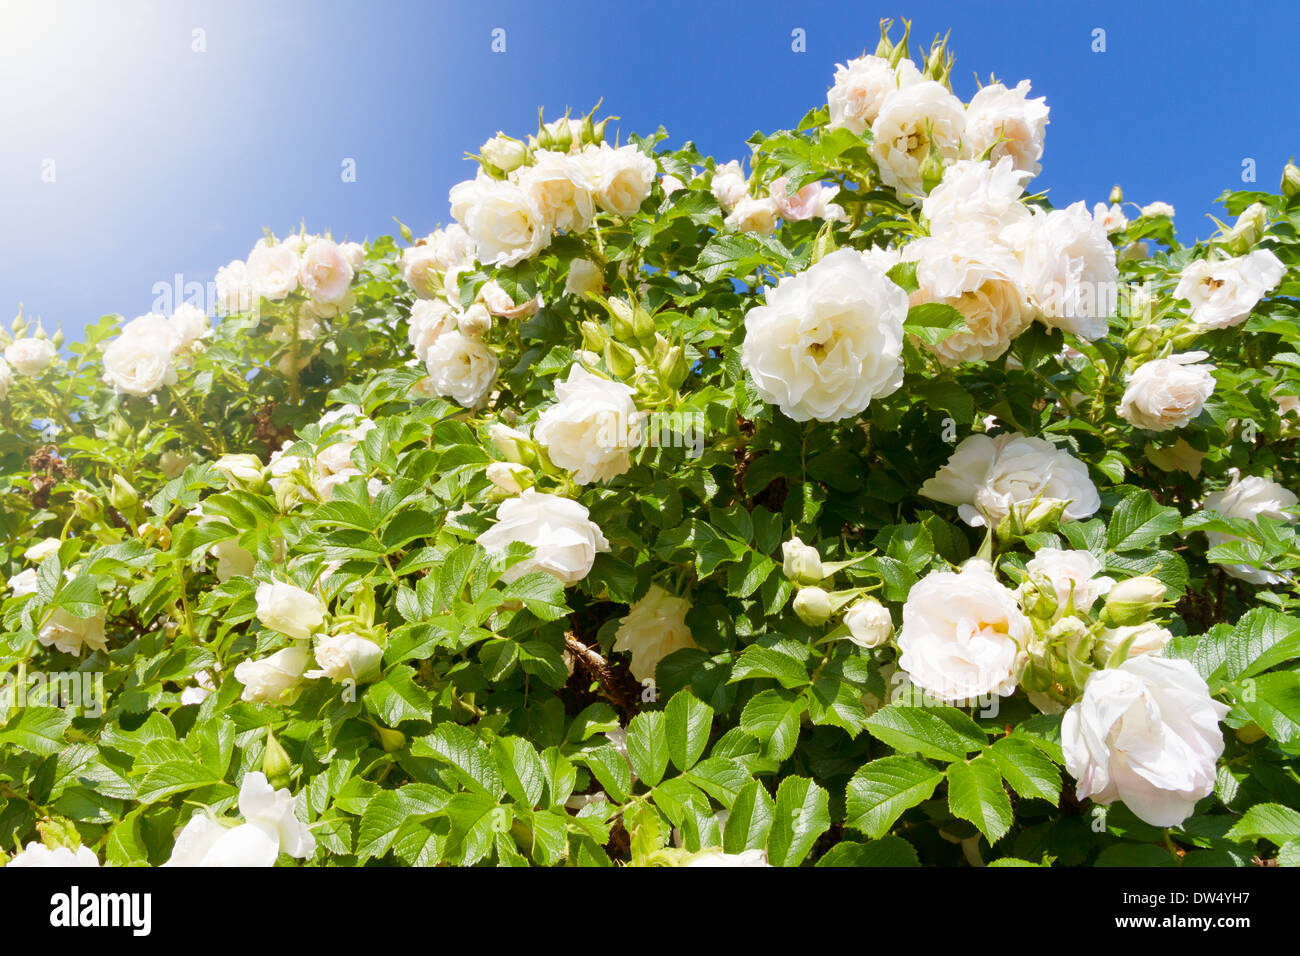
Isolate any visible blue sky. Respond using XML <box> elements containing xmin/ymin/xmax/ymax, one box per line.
<box><xmin>2</xmin><ymin>0</ymin><xmax>1296</xmax><ymax>343</ymax></box>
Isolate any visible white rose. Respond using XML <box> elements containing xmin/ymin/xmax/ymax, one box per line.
<box><xmin>0</xmin><ymin>357</ymin><xmax>12</xmax><ymax>399</ymax></box>
<box><xmin>488</xmin><ymin>422</ymin><xmax>531</xmax><ymax>463</ymax></box>
<box><xmin>922</xmin><ymin>157</ymin><xmax>1031</xmax><ymax>240</ymax></box>
<box><xmin>255</xmin><ymin>581</ymin><xmax>326</xmax><ymax>640</ymax></box>
<box><xmin>844</xmin><ymin>598</ymin><xmax>894</xmax><ymax>648</ymax></box>
<box><xmin>38</xmin><ymin>608</ymin><xmax>108</xmax><ymax>656</ymax></box>
<box><xmin>586</xmin><ymin>143</ymin><xmax>656</xmax><ymax>217</ymax></box>
<box><xmin>407</xmin><ymin>298</ymin><xmax>458</xmax><ymax>361</ymax></box>
<box><xmin>710</xmin><ymin>160</ymin><xmax>749</xmax><ymax>211</ymax></box>
<box><xmin>6</xmin><ymin>842</ymin><xmax>100</xmax><ymax>867</ymax></box>
<box><xmin>1022</xmin><ymin>548</ymin><xmax>1115</xmax><ymax>617</ymax></box>
<box><xmin>920</xmin><ymin>431</ymin><xmax>1101</xmax><ymax>528</ymax></box>
<box><xmin>215</xmin><ymin>259</ymin><xmax>256</xmax><ymax>314</ymax></box>
<box><xmin>1140</xmin><ymin>201</ymin><xmax>1175</xmax><ymax>218</ymax></box>
<box><xmin>476</xmin><ymin>489</ymin><xmax>610</xmax><ymax>585</ymax></box>
<box><xmin>163</xmin><ymin>771</ymin><xmax>315</xmax><ymax>866</ymax></box>
<box><xmin>1119</xmin><ymin>352</ymin><xmax>1216</xmax><ymax>431</ymax></box>
<box><xmin>724</xmin><ymin>196</ymin><xmax>780</xmax><ymax>235</ymax></box>
<box><xmin>170</xmin><ymin>303</ymin><xmax>211</xmax><ymax>352</ymax></box>
<box><xmin>741</xmin><ymin>249</ymin><xmax>907</xmax><ymax>422</ymax></box>
<box><xmin>4</xmin><ymin>337</ymin><xmax>56</xmax><ymax>376</ymax></box>
<box><xmin>897</xmin><ymin>565</ymin><xmax>1030</xmax><ymax>702</ymax></box>
<box><xmin>781</xmin><ymin>536</ymin><xmax>823</xmax><ymax>584</ymax></box>
<box><xmin>904</xmin><ymin>233</ymin><xmax>1034</xmax><ymax>365</ymax></box>
<box><xmin>211</xmin><ymin>538</ymin><xmax>255</xmax><ymax>583</ymax></box>
<box><xmin>1063</xmin><ymin>656</ymin><xmax>1227</xmax><ymax>827</ymax></box>
<box><xmin>768</xmin><ymin>177</ymin><xmax>841</xmax><ymax>222</ymax></box>
<box><xmin>660</xmin><ymin>174</ymin><xmax>686</xmax><ymax>195</ymax></box>
<box><xmin>298</xmin><ymin>238</ymin><xmax>355</xmax><ymax>304</ymax></box>
<box><xmin>612</xmin><ymin>585</ymin><xmax>698</xmax><ymax>682</ymax></box>
<box><xmin>1002</xmin><ymin>202</ymin><xmax>1118</xmax><ymax>339</ymax></box>
<box><xmin>1093</xmin><ymin>202</ymin><xmax>1128</xmax><ymax>235</ymax></box>
<box><xmin>25</xmin><ymin>537</ymin><xmax>61</xmax><ymax>562</ymax></box>
<box><xmin>306</xmin><ymin>632</ymin><xmax>383</xmax><ymax>682</ymax></box>
<box><xmin>827</xmin><ymin>54</ymin><xmax>920</xmax><ymax>134</ymax></box>
<box><xmin>456</xmin><ymin>303</ymin><xmax>493</xmax><ymax>338</ymax></box>
<box><xmin>102</xmin><ymin>314</ymin><xmax>181</xmax><ymax>396</ymax></box>
<box><xmin>481</xmin><ymin>132</ymin><xmax>528</xmax><ymax>172</ymax></box>
<box><xmin>564</xmin><ymin>258</ymin><xmax>604</xmax><ymax>297</ymax></box>
<box><xmin>961</xmin><ymin>80</ymin><xmax>1050</xmax><ymax>177</ymax></box>
<box><xmin>1096</xmin><ymin>622</ymin><xmax>1173</xmax><ymax>661</ymax></box>
<box><xmin>213</xmin><ymin>453</ymin><xmax>264</xmax><ymax>487</ymax></box>
<box><xmin>6</xmin><ymin>568</ymin><xmax>38</xmax><ymax>597</ymax></box>
<box><xmin>869</xmin><ymin>79</ymin><xmax>966</xmax><ymax>201</ymax></box>
<box><xmin>339</xmin><ymin>241</ymin><xmax>366</xmax><ymax>268</ymax></box>
<box><xmin>424</xmin><ymin>331</ymin><xmax>498</xmax><ymax>408</ymax></box>
<box><xmin>536</xmin><ymin>365</ymin><xmax>641</xmax><ymax>485</ymax></box>
<box><xmin>458</xmin><ymin>178</ymin><xmax>551</xmax><ymax>267</ymax></box>
<box><xmin>480</xmin><ymin>280</ymin><xmax>540</xmax><ymax>319</ymax></box>
<box><xmin>401</xmin><ymin>225</ymin><xmax>474</xmax><ymax>298</ymax></box>
<box><xmin>245</xmin><ymin>243</ymin><xmax>300</xmax><ymax>301</ymax></box>
<box><xmin>1202</xmin><ymin>474</ymin><xmax>1298</xmax><ymax>584</ymax></box>
<box><xmin>233</xmin><ymin>645</ymin><xmax>310</xmax><ymax>703</ymax></box>
<box><xmin>516</xmin><ymin>149</ymin><xmax>596</xmax><ymax>232</ymax></box>
<box><xmin>1174</xmin><ymin>250</ymin><xmax>1285</xmax><ymax>330</ymax></box>
<box><xmin>180</xmin><ymin>670</ymin><xmax>216</xmax><ymax>706</ymax></box>
<box><xmin>486</xmin><ymin>461</ymin><xmax>532</xmax><ymax>494</ymax></box>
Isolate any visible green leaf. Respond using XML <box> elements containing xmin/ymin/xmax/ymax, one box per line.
<box><xmin>664</xmin><ymin>691</ymin><xmax>713</xmax><ymax>773</ymax></box>
<box><xmin>740</xmin><ymin>688</ymin><xmax>806</xmax><ymax>762</ymax></box>
<box><xmin>815</xmin><ymin>837</ymin><xmax>920</xmax><ymax>867</ymax></box>
<box><xmin>502</xmin><ymin>572</ymin><xmax>571</xmax><ymax>622</ymax></box>
<box><xmin>625</xmin><ymin>711</ymin><xmax>670</xmax><ymax>787</ymax></box>
<box><xmin>946</xmin><ymin>756</ymin><xmax>1013</xmax><ymax>844</ymax></box>
<box><xmin>863</xmin><ymin>705</ymin><xmax>987</xmax><ymax>762</ymax></box>
<box><xmin>766</xmin><ymin>776</ymin><xmax>830</xmax><ymax>868</ymax></box>
<box><xmin>845</xmin><ymin>756</ymin><xmax>944</xmax><ymax>839</ymax></box>
<box><xmin>135</xmin><ymin>760</ymin><xmax>223</xmax><ymax>804</ymax></box>
<box><xmin>1106</xmin><ymin>491</ymin><xmax>1181</xmax><ymax>551</ymax></box>
<box><xmin>905</xmin><ymin>302</ymin><xmax>970</xmax><ymax>346</ymax></box>
<box><xmin>416</xmin><ymin>724</ymin><xmax>504</xmax><ymax>798</ymax></box>
<box><xmin>0</xmin><ymin>706</ymin><xmax>70</xmax><ymax>756</ymax></box>
<box><xmin>723</xmin><ymin>780</ymin><xmax>775</xmax><ymax>853</ymax></box>
<box><xmin>1225</xmin><ymin>802</ymin><xmax>1300</xmax><ymax>846</ymax></box>
<box><xmin>1226</xmin><ymin>609</ymin><xmax>1300</xmax><ymax>679</ymax></box>
<box><xmin>987</xmin><ymin>737</ymin><xmax>1061</xmax><ymax>805</ymax></box>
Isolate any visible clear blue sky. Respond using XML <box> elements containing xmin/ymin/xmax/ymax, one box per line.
<box><xmin>2</xmin><ymin>0</ymin><xmax>1296</xmax><ymax>343</ymax></box>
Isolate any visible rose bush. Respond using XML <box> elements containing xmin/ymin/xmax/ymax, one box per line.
<box><xmin>1</xmin><ymin>20</ymin><xmax>1299</xmax><ymax>868</ymax></box>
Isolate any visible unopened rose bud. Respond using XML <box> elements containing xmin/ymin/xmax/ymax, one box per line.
<box><xmin>1222</xmin><ymin>202</ymin><xmax>1269</xmax><ymax>254</ymax></box>
<box><xmin>1282</xmin><ymin>161</ymin><xmax>1300</xmax><ymax>198</ymax></box>
<box><xmin>214</xmin><ymin>453</ymin><xmax>264</xmax><ymax>488</ymax></box>
<box><xmin>844</xmin><ymin>598</ymin><xmax>893</xmax><ymax>648</ymax></box>
<box><xmin>632</xmin><ymin>303</ymin><xmax>656</xmax><ymax>343</ymax></box>
<box><xmin>793</xmin><ymin>586</ymin><xmax>833</xmax><ymax>626</ymax></box>
<box><xmin>109</xmin><ymin>474</ymin><xmax>137</xmax><ymax>512</ymax></box>
<box><xmin>657</xmin><ymin>345</ymin><xmax>688</xmax><ymax>390</ymax></box>
<box><xmin>919</xmin><ymin>137</ymin><xmax>947</xmax><ymax>194</ymax></box>
<box><xmin>480</xmin><ymin>132</ymin><xmax>528</xmax><ymax>174</ymax></box>
<box><xmin>1108</xmin><ymin>184</ymin><xmax>1123</xmax><ymax>205</ymax></box>
<box><xmin>488</xmin><ymin>423</ymin><xmax>531</xmax><ymax>464</ymax></box>
<box><xmin>375</xmin><ymin>724</ymin><xmax>405</xmax><ymax>753</ymax></box>
<box><xmin>607</xmin><ymin>297</ymin><xmax>636</xmax><ymax>341</ymax></box>
<box><xmin>1102</xmin><ymin>576</ymin><xmax>1167</xmax><ymax>626</ymax></box>
<box><xmin>1019</xmin><ymin>575</ymin><xmax>1059</xmax><ymax>620</ymax></box>
<box><xmin>579</xmin><ymin>320</ymin><xmax>607</xmax><ymax>353</ymax></box>
<box><xmin>51</xmin><ymin>328</ymin><xmax>64</xmax><ymax>349</ymax></box>
<box><xmin>486</xmin><ymin>461</ymin><xmax>533</xmax><ymax>495</ymax></box>
<box><xmin>604</xmin><ymin>340</ymin><xmax>637</xmax><ymax>379</ymax></box>
<box><xmin>781</xmin><ymin>536</ymin><xmax>823</xmax><ymax>585</ymax></box>
<box><xmin>263</xmin><ymin>727</ymin><xmax>293</xmax><ymax>790</ymax></box>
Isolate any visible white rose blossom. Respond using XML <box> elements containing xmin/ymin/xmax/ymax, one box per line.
<box><xmin>1118</xmin><ymin>352</ymin><xmax>1216</xmax><ymax>431</ymax></box>
<box><xmin>869</xmin><ymin>78</ymin><xmax>966</xmax><ymax>201</ymax></box>
<box><xmin>1002</xmin><ymin>202</ymin><xmax>1119</xmax><ymax>340</ymax></box>
<box><xmin>1174</xmin><ymin>250</ymin><xmax>1285</xmax><ymax>330</ymax></box>
<box><xmin>39</xmin><ymin>608</ymin><xmax>108</xmax><ymax>656</ymax></box>
<box><xmin>828</xmin><ymin>55</ymin><xmax>920</xmax><ymax>134</ymax></box>
<box><xmin>298</xmin><ymin>238</ymin><xmax>355</xmax><ymax>304</ymax></box>
<box><xmin>516</xmin><ymin>149</ymin><xmax>596</xmax><ymax>232</ymax></box>
<box><xmin>585</xmin><ymin>143</ymin><xmax>657</xmax><ymax>217</ymax></box>
<box><xmin>904</xmin><ymin>233</ymin><xmax>1034</xmax><ymax>365</ymax></box>
<box><xmin>1096</xmin><ymin>622</ymin><xmax>1173</xmax><ymax>661</ymax></box>
<box><xmin>536</xmin><ymin>365</ymin><xmax>642</xmax><ymax>485</ymax></box>
<box><xmin>897</xmin><ymin>564</ymin><xmax>1032</xmax><ymax>702</ymax></box>
<box><xmin>844</xmin><ymin>598</ymin><xmax>894</xmax><ymax>648</ymax></box>
<box><xmin>922</xmin><ymin>157</ymin><xmax>1031</xmax><ymax>240</ymax></box>
<box><xmin>0</xmin><ymin>356</ymin><xmax>12</xmax><ymax>399</ymax></box>
<box><xmin>306</xmin><ymin>632</ymin><xmax>383</xmax><ymax>683</ymax></box>
<box><xmin>4</xmin><ymin>337</ymin><xmax>56</xmax><ymax>376</ymax></box>
<box><xmin>233</xmin><ymin>645</ymin><xmax>310</xmax><ymax>703</ymax></box>
<box><xmin>920</xmin><ymin>432</ymin><xmax>1101</xmax><ymax>528</ymax></box>
<box><xmin>456</xmin><ymin>178</ymin><xmax>551</xmax><ymax>267</ymax></box>
<box><xmin>164</xmin><ymin>772</ymin><xmax>315</xmax><ymax>866</ymax></box>
<box><xmin>1063</xmin><ymin>656</ymin><xmax>1227</xmax><ymax>827</ymax></box>
<box><xmin>710</xmin><ymin>160</ymin><xmax>749</xmax><ymax>211</ymax></box>
<box><xmin>564</xmin><ymin>258</ymin><xmax>604</xmax><ymax>297</ymax></box>
<box><xmin>424</xmin><ymin>331</ymin><xmax>498</xmax><ymax>407</ymax></box>
<box><xmin>476</xmin><ymin>489</ymin><xmax>609</xmax><ymax>585</ymax></box>
<box><xmin>215</xmin><ymin>259</ymin><xmax>256</xmax><ymax>313</ymax></box>
<box><xmin>245</xmin><ymin>243</ymin><xmax>300</xmax><ymax>301</ymax></box>
<box><xmin>1201</xmin><ymin>474</ymin><xmax>1298</xmax><ymax>585</ymax></box>
<box><xmin>961</xmin><ymin>80</ymin><xmax>1049</xmax><ymax>177</ymax></box>
<box><xmin>612</xmin><ymin>585</ymin><xmax>698</xmax><ymax>682</ymax></box>
<box><xmin>725</xmin><ymin>196</ymin><xmax>781</xmax><ymax>235</ymax></box>
<box><xmin>741</xmin><ymin>249</ymin><xmax>907</xmax><ymax>422</ymax></box>
<box><xmin>1021</xmin><ymin>548</ymin><xmax>1115</xmax><ymax>617</ymax></box>
<box><xmin>6</xmin><ymin>842</ymin><xmax>100</xmax><ymax>867</ymax></box>
<box><xmin>255</xmin><ymin>581</ymin><xmax>326</xmax><ymax>640</ymax></box>
<box><xmin>102</xmin><ymin>313</ymin><xmax>181</xmax><ymax>397</ymax></box>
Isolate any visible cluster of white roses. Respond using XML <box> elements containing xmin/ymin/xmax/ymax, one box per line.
<box><xmin>216</xmin><ymin>232</ymin><xmax>365</xmax><ymax>316</ymax></box>
<box><xmin>101</xmin><ymin>305</ymin><xmax>210</xmax><ymax>397</ymax></box>
<box><xmin>164</xmin><ymin>771</ymin><xmax>315</xmax><ymax>867</ymax></box>
<box><xmin>711</xmin><ymin>159</ymin><xmax>845</xmax><ymax>235</ymax></box>
<box><xmin>232</xmin><ymin>580</ymin><xmax>382</xmax><ymax>705</ymax></box>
